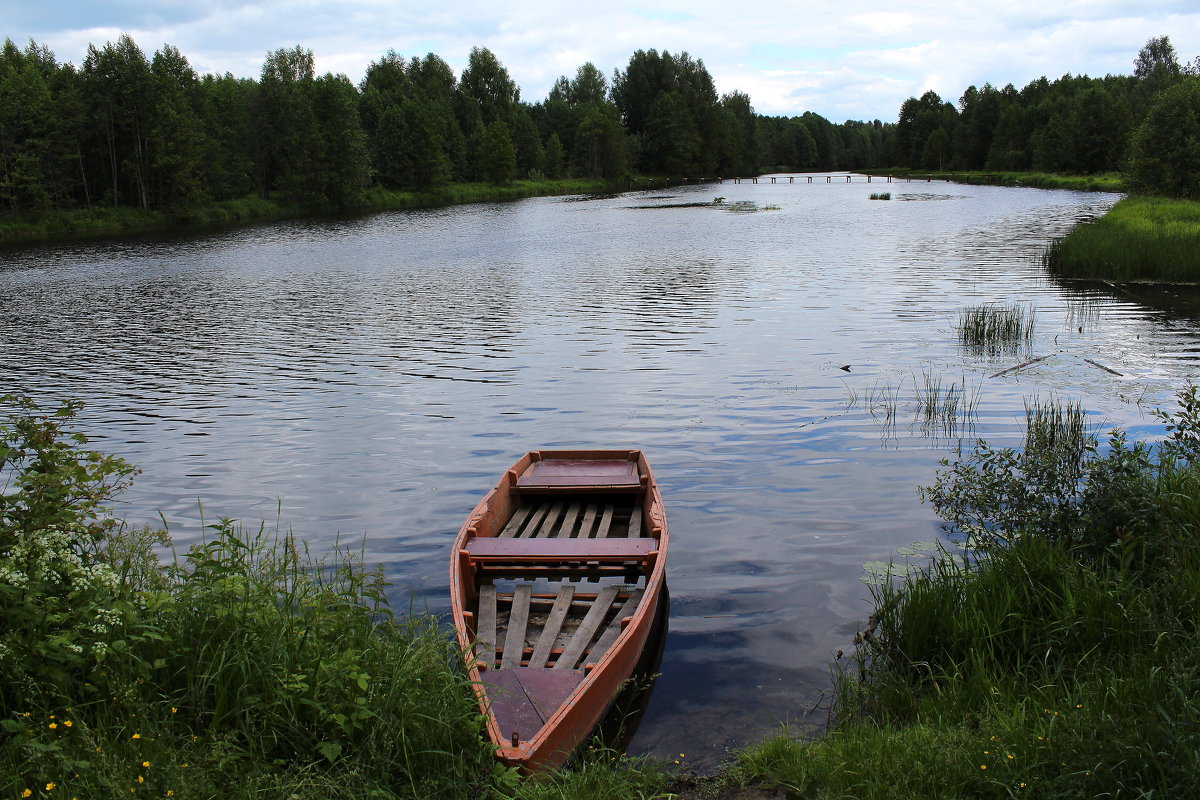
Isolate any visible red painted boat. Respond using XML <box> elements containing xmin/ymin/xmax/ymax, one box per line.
<box><xmin>449</xmin><ymin>449</ymin><xmax>669</xmax><ymax>771</ymax></box>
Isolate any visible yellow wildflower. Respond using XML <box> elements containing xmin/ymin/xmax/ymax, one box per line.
<box><xmin>137</xmin><ymin>776</ymin><xmax>144</xmax><ymax>784</ymax></box>
<box><xmin>46</xmin><ymin>783</ymin><xmax>57</xmax><ymax>791</ymax></box>
<box><xmin>22</xmin><ymin>790</ymin><xmax>32</xmax><ymax>798</ymax></box>
<box><xmin>63</xmin><ymin>720</ymin><xmax>73</xmax><ymax>728</ymax></box>
<box><xmin>980</xmin><ymin>765</ymin><xmax>987</xmax><ymax>770</ymax></box>
<box><xmin>49</xmin><ymin>722</ymin><xmax>58</xmax><ymax>729</ymax></box>
<box><xmin>1007</xmin><ymin>754</ymin><xmax>1014</xmax><ymax>759</ymax></box>
<box><xmin>132</xmin><ymin>733</ymin><xmax>141</xmax><ymax>739</ymax></box>
<box><xmin>142</xmin><ymin>762</ymin><xmax>150</xmax><ymax>768</ymax></box>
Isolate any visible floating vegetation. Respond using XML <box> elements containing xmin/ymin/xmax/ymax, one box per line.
<box><xmin>627</xmin><ymin>199</ymin><xmax>780</xmax><ymax>213</ymax></box>
<box><xmin>895</xmin><ymin>193</ymin><xmax>968</xmax><ymax>202</ymax></box>
<box><xmin>869</xmin><ymin>192</ymin><xmax>892</xmax><ymax>200</ymax></box>
<box><xmin>956</xmin><ymin>302</ymin><xmax>1035</xmax><ymax>355</ymax></box>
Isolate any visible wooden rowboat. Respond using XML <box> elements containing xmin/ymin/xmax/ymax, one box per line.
<box><xmin>450</xmin><ymin>449</ymin><xmax>669</xmax><ymax>771</ymax></box>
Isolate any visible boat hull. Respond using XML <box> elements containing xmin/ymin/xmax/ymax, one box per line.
<box><xmin>449</xmin><ymin>449</ymin><xmax>668</xmax><ymax>771</ymax></box>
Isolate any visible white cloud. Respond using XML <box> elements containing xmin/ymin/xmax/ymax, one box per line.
<box><xmin>15</xmin><ymin>0</ymin><xmax>1200</xmax><ymax>121</ymax></box>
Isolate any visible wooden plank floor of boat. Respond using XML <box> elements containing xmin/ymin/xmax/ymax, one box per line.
<box><xmin>476</xmin><ymin>496</ymin><xmax>651</xmax><ymax>742</ymax></box>
<box><xmin>497</xmin><ymin>497</ymin><xmax>642</xmax><ymax>540</ymax></box>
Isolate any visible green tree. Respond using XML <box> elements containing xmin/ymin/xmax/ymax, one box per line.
<box><xmin>459</xmin><ymin>47</ymin><xmax>518</xmax><ymax>126</ymax></box>
<box><xmin>148</xmin><ymin>45</ymin><xmax>206</xmax><ymax>207</ymax></box>
<box><xmin>81</xmin><ymin>34</ymin><xmax>154</xmax><ymax>208</ymax></box>
<box><xmin>477</xmin><ymin>119</ymin><xmax>516</xmax><ymax>184</ymax></box>
<box><xmin>0</xmin><ymin>40</ymin><xmax>54</xmax><ymax>211</ymax></box>
<box><xmin>1126</xmin><ymin>77</ymin><xmax>1200</xmax><ymax>199</ymax></box>
<box><xmin>254</xmin><ymin>45</ymin><xmax>321</xmax><ymax>199</ymax></box>
<box><xmin>311</xmin><ymin>73</ymin><xmax>369</xmax><ymax>204</ymax></box>
<box><xmin>543</xmin><ymin>132</ymin><xmax>565</xmax><ymax>179</ymax></box>
<box><xmin>196</xmin><ymin>73</ymin><xmax>255</xmax><ymax>200</ymax></box>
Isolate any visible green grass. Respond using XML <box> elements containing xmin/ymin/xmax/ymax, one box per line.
<box><xmin>868</xmin><ymin>192</ymin><xmax>891</xmax><ymax>200</ymax></box>
<box><xmin>955</xmin><ymin>302</ymin><xmax>1035</xmax><ymax>354</ymax></box>
<box><xmin>727</xmin><ymin>386</ymin><xmax>1200</xmax><ymax>798</ymax></box>
<box><xmin>1043</xmin><ymin>195</ymin><xmax>1200</xmax><ymax>282</ymax></box>
<box><xmin>883</xmin><ymin>169</ymin><xmax>1124</xmax><ymax>192</ymax></box>
<box><xmin>0</xmin><ymin>396</ymin><xmax>678</xmax><ymax>800</ymax></box>
<box><xmin>0</xmin><ymin>178</ymin><xmax>621</xmax><ymax>242</ymax></box>
<box><xmin>0</xmin><ymin>521</ymin><xmax>500</xmax><ymax>799</ymax></box>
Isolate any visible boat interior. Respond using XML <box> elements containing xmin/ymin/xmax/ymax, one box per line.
<box><xmin>466</xmin><ymin>492</ymin><xmax>655</xmax><ymax>674</ymax></box>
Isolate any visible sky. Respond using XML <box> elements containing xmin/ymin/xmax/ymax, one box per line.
<box><xmin>5</xmin><ymin>1</ymin><xmax>1200</xmax><ymax>122</ymax></box>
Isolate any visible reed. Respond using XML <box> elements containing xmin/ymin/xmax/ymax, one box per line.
<box><xmin>910</xmin><ymin>370</ymin><xmax>979</xmax><ymax>440</ymax></box>
<box><xmin>1043</xmin><ymin>195</ymin><xmax>1200</xmax><ymax>282</ymax></box>
<box><xmin>868</xmin><ymin>192</ymin><xmax>891</xmax><ymax>200</ymax></box>
<box><xmin>1023</xmin><ymin>396</ymin><xmax>1088</xmax><ymax>460</ymax></box>
<box><xmin>1064</xmin><ymin>296</ymin><xmax>1101</xmax><ymax>329</ymax></box>
<box><xmin>956</xmin><ymin>302</ymin><xmax>1035</xmax><ymax>354</ymax></box>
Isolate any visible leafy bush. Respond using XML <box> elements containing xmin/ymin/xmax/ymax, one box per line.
<box><xmin>0</xmin><ymin>398</ymin><xmax>497</xmax><ymax>798</ymax></box>
<box><xmin>0</xmin><ymin>396</ymin><xmax>139</xmax><ymax>704</ymax></box>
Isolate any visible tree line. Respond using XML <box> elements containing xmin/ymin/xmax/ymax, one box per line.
<box><xmin>3</xmin><ymin>34</ymin><xmax>1195</xmax><ymax>218</ymax></box>
<box><xmin>0</xmin><ymin>36</ymin><xmax>893</xmax><ymax>215</ymax></box>
<box><xmin>892</xmin><ymin>36</ymin><xmax>1200</xmax><ymax>179</ymax></box>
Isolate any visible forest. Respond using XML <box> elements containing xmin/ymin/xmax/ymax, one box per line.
<box><xmin>892</xmin><ymin>36</ymin><xmax>1199</xmax><ymax>178</ymax></box>
<box><xmin>0</xmin><ymin>37</ymin><xmax>889</xmax><ymax>216</ymax></box>
<box><xmin>0</xmin><ymin>34</ymin><xmax>1196</xmax><ymax>217</ymax></box>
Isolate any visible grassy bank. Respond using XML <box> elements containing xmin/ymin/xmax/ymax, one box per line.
<box><xmin>0</xmin><ymin>178</ymin><xmax>624</xmax><ymax>243</ymax></box>
<box><xmin>0</xmin><ymin>396</ymin><xmax>674</xmax><ymax>799</ymax></box>
<box><xmin>1043</xmin><ymin>195</ymin><xmax>1200</xmax><ymax>282</ymax></box>
<box><xmin>11</xmin><ymin>389</ymin><xmax>1200</xmax><ymax>799</ymax></box>
<box><xmin>724</xmin><ymin>389</ymin><xmax>1200</xmax><ymax>798</ymax></box>
<box><xmin>881</xmin><ymin>169</ymin><xmax>1123</xmax><ymax>192</ymax></box>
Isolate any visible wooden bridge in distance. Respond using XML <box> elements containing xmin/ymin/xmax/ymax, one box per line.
<box><xmin>625</xmin><ymin>173</ymin><xmax>999</xmax><ymax>187</ymax></box>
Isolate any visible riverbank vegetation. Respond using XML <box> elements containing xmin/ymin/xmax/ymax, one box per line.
<box><xmin>1043</xmin><ymin>195</ymin><xmax>1200</xmax><ymax>282</ymax></box>
<box><xmin>7</xmin><ymin>392</ymin><xmax>1200</xmax><ymax>798</ymax></box>
<box><xmin>0</xmin><ymin>397</ymin><xmax>680</xmax><ymax>799</ymax></box>
<box><xmin>725</xmin><ymin>388</ymin><xmax>1200</xmax><ymax>798</ymax></box>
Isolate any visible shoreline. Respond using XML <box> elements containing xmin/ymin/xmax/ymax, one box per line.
<box><xmin>0</xmin><ymin>177</ymin><xmax>647</xmax><ymax>245</ymax></box>
<box><xmin>0</xmin><ymin>170</ymin><xmax>1124</xmax><ymax>246</ymax></box>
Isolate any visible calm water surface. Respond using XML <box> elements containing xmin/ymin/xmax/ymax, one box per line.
<box><xmin>3</xmin><ymin>176</ymin><xmax>1197</xmax><ymax>767</ymax></box>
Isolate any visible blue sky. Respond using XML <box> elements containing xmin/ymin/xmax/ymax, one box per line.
<box><xmin>6</xmin><ymin>1</ymin><xmax>1200</xmax><ymax>121</ymax></box>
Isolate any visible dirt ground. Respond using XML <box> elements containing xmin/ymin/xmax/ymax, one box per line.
<box><xmin>665</xmin><ymin>775</ymin><xmax>789</xmax><ymax>800</ymax></box>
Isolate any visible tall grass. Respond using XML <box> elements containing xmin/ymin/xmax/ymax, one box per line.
<box><xmin>914</xmin><ymin>371</ymin><xmax>978</xmax><ymax>437</ymax></box>
<box><xmin>729</xmin><ymin>386</ymin><xmax>1200</xmax><ymax>798</ymax></box>
<box><xmin>1</xmin><ymin>521</ymin><xmax>498</xmax><ymax>799</ymax></box>
<box><xmin>1043</xmin><ymin>195</ymin><xmax>1200</xmax><ymax>282</ymax></box>
<box><xmin>0</xmin><ymin>397</ymin><xmax>678</xmax><ymax>799</ymax></box>
<box><xmin>956</xmin><ymin>302</ymin><xmax>1035</xmax><ymax>354</ymax></box>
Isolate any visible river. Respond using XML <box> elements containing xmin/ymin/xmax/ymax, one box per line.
<box><xmin>3</xmin><ymin>175</ymin><xmax>1195</xmax><ymax>767</ymax></box>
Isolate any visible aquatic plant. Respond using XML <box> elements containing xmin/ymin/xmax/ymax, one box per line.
<box><xmin>956</xmin><ymin>302</ymin><xmax>1035</xmax><ymax>354</ymax></box>
<box><xmin>913</xmin><ymin>370</ymin><xmax>979</xmax><ymax>437</ymax></box>
<box><xmin>868</xmin><ymin>192</ymin><xmax>891</xmax><ymax>200</ymax></box>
